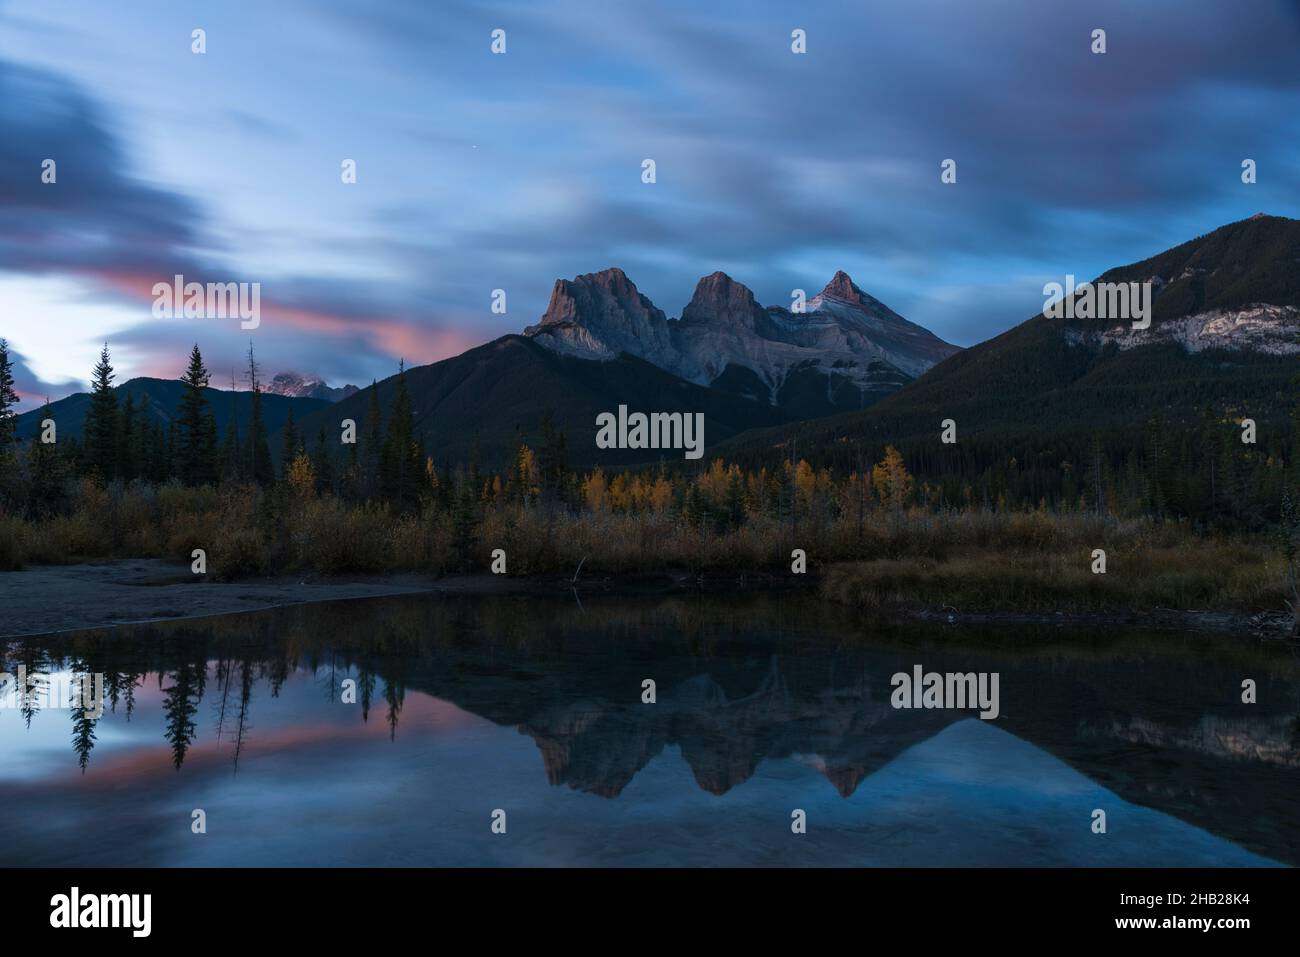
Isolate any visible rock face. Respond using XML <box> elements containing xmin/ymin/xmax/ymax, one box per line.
<box><xmin>523</xmin><ymin>268</ymin><xmax>678</xmax><ymax>367</ymax></box>
<box><xmin>1065</xmin><ymin>304</ymin><xmax>1300</xmax><ymax>355</ymax></box>
<box><xmin>265</xmin><ymin>372</ymin><xmax>359</xmax><ymax>403</ymax></box>
<box><xmin>802</xmin><ymin>271</ymin><xmax>963</xmax><ymax>378</ymax></box>
<box><xmin>524</xmin><ymin>267</ymin><xmax>960</xmax><ymax>415</ymax></box>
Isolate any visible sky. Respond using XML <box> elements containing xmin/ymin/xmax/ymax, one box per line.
<box><xmin>1</xmin><ymin>0</ymin><xmax>1298</xmax><ymax>410</ymax></box>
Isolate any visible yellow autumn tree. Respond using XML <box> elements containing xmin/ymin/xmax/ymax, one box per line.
<box><xmin>583</xmin><ymin>467</ymin><xmax>608</xmax><ymax>512</ymax></box>
<box><xmin>871</xmin><ymin>445</ymin><xmax>913</xmax><ymax>510</ymax></box>
<box><xmin>794</xmin><ymin>459</ymin><xmax>817</xmax><ymax>510</ymax></box>
<box><xmin>286</xmin><ymin>449</ymin><xmax>316</xmax><ymax>498</ymax></box>
<box><xmin>697</xmin><ymin>459</ymin><xmax>732</xmax><ymax>508</ymax></box>
<box><xmin>649</xmin><ymin>476</ymin><xmax>674</xmax><ymax>512</ymax></box>
<box><xmin>510</xmin><ymin>444</ymin><xmax>539</xmax><ymax>504</ymax></box>
<box><xmin>608</xmin><ymin>472</ymin><xmax>632</xmax><ymax>511</ymax></box>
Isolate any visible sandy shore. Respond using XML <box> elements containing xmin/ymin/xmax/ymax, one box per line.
<box><xmin>0</xmin><ymin>560</ymin><xmax>505</xmax><ymax>638</ymax></box>
<box><xmin>0</xmin><ymin>559</ymin><xmax>1289</xmax><ymax>639</ymax></box>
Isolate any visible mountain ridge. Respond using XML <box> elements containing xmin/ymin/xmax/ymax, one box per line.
<box><xmin>711</xmin><ymin>213</ymin><xmax>1300</xmax><ymax>465</ymax></box>
<box><xmin>524</xmin><ymin>266</ymin><xmax>960</xmax><ymax>417</ymax></box>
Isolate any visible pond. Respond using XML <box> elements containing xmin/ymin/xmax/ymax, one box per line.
<box><xmin>1</xmin><ymin>592</ymin><xmax>1296</xmax><ymax>866</ymax></box>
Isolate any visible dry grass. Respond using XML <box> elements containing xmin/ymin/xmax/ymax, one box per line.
<box><xmin>0</xmin><ymin>482</ymin><xmax>1287</xmax><ymax>614</ymax></box>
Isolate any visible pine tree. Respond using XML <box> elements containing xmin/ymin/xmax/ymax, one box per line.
<box><xmin>280</xmin><ymin>405</ymin><xmax>301</xmax><ymax>482</ymax></box>
<box><xmin>363</xmin><ymin>379</ymin><xmax>382</xmax><ymax>499</ymax></box>
<box><xmin>244</xmin><ymin>343</ymin><xmax>273</xmax><ymax>485</ymax></box>
<box><xmin>176</xmin><ymin>345</ymin><xmax>218</xmax><ymax>486</ymax></box>
<box><xmin>380</xmin><ymin>362</ymin><xmax>422</xmax><ymax>510</ymax></box>
<box><xmin>0</xmin><ymin>339</ymin><xmax>20</xmax><ymax>500</ymax></box>
<box><xmin>219</xmin><ymin>369</ymin><xmax>242</xmax><ymax>482</ymax></box>
<box><xmin>26</xmin><ymin>398</ymin><xmax>66</xmax><ymax>515</ymax></box>
<box><xmin>0</xmin><ymin>338</ymin><xmax>18</xmax><ymax>452</ymax></box>
<box><xmin>147</xmin><ymin>419</ymin><xmax>169</xmax><ymax>483</ymax></box>
<box><xmin>219</xmin><ymin>414</ymin><xmax>242</xmax><ymax>483</ymax></box>
<box><xmin>311</xmin><ymin>427</ymin><xmax>334</xmax><ymax>494</ymax></box>
<box><xmin>83</xmin><ymin>344</ymin><xmax>119</xmax><ymax>483</ymax></box>
<box><xmin>725</xmin><ymin>468</ymin><xmax>746</xmax><ymax>530</ymax></box>
<box><xmin>451</xmin><ymin>474</ymin><xmax>480</xmax><ymax>571</ymax></box>
<box><xmin>118</xmin><ymin>393</ymin><xmax>138</xmax><ymax>482</ymax></box>
<box><xmin>537</xmin><ymin>411</ymin><xmax>568</xmax><ymax>505</ymax></box>
<box><xmin>341</xmin><ymin>438</ymin><xmax>361</xmax><ymax>501</ymax></box>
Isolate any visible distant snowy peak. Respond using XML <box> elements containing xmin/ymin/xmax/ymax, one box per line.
<box><xmin>265</xmin><ymin>372</ymin><xmax>359</xmax><ymax>403</ymax></box>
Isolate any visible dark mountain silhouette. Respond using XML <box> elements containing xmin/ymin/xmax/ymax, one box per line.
<box><xmin>715</xmin><ymin>213</ymin><xmax>1300</xmax><ymax>462</ymax></box>
<box><xmin>279</xmin><ymin>266</ymin><xmax>959</xmax><ymax>468</ymax></box>
<box><xmin>14</xmin><ymin>376</ymin><xmax>328</xmax><ymax>444</ymax></box>
<box><xmin>285</xmin><ymin>334</ymin><xmax>789</xmax><ymax>470</ymax></box>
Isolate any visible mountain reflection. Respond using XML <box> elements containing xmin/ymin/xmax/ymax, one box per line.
<box><xmin>2</xmin><ymin>592</ymin><xmax>1298</xmax><ymax>864</ymax></box>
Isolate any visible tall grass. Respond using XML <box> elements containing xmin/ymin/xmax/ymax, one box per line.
<box><xmin>0</xmin><ymin>480</ymin><xmax>1287</xmax><ymax>613</ymax></box>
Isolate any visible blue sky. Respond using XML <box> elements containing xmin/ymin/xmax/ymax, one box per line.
<box><xmin>1</xmin><ymin>0</ymin><xmax>1298</xmax><ymax>409</ymax></box>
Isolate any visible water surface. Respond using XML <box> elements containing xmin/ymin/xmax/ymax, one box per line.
<box><xmin>1</xmin><ymin>592</ymin><xmax>1296</xmax><ymax>866</ymax></box>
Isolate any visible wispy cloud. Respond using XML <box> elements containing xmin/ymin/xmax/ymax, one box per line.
<box><xmin>0</xmin><ymin>0</ymin><xmax>1297</xmax><ymax>409</ymax></box>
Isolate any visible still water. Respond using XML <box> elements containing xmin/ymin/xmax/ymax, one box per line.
<box><xmin>1</xmin><ymin>592</ymin><xmax>1296</xmax><ymax>866</ymax></box>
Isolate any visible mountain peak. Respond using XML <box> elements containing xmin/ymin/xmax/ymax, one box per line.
<box><xmin>818</xmin><ymin>270</ymin><xmax>864</xmax><ymax>305</ymax></box>
<box><xmin>576</xmin><ymin>266</ymin><xmax>631</xmax><ymax>288</ymax></box>
<box><xmin>524</xmin><ymin>267</ymin><xmax>676</xmax><ymax>362</ymax></box>
<box><xmin>266</xmin><ymin>371</ymin><xmax>358</xmax><ymax>402</ymax></box>
<box><xmin>524</xmin><ymin>262</ymin><xmax>958</xmax><ymax>408</ymax></box>
<box><xmin>681</xmin><ymin>271</ymin><xmax>761</xmax><ymax>326</ymax></box>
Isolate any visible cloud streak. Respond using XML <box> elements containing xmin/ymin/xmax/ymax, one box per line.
<box><xmin>0</xmin><ymin>0</ymin><xmax>1297</xmax><ymax>409</ymax></box>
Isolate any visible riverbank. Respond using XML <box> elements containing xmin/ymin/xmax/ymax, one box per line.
<box><xmin>1</xmin><ymin>558</ymin><xmax>1293</xmax><ymax>639</ymax></box>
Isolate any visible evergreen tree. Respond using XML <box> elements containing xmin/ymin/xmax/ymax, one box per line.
<box><xmin>118</xmin><ymin>393</ymin><xmax>138</xmax><ymax>482</ymax></box>
<box><xmin>340</xmin><ymin>438</ymin><xmax>361</xmax><ymax>501</ymax></box>
<box><xmin>0</xmin><ymin>339</ymin><xmax>20</xmax><ymax>500</ymax></box>
<box><xmin>363</xmin><ymin>379</ymin><xmax>382</xmax><ymax>499</ymax></box>
<box><xmin>280</xmin><ymin>405</ymin><xmax>301</xmax><ymax>482</ymax></box>
<box><xmin>0</xmin><ymin>338</ymin><xmax>18</xmax><ymax>453</ymax></box>
<box><xmin>311</xmin><ymin>427</ymin><xmax>334</xmax><ymax>494</ymax></box>
<box><xmin>147</xmin><ymin>419</ymin><xmax>169</xmax><ymax>483</ymax></box>
<box><xmin>219</xmin><ymin>416</ymin><xmax>242</xmax><ymax>482</ymax></box>
<box><xmin>218</xmin><ymin>369</ymin><xmax>242</xmax><ymax>482</ymax></box>
<box><xmin>536</xmin><ymin>411</ymin><xmax>568</xmax><ymax>505</ymax></box>
<box><xmin>380</xmin><ymin>362</ymin><xmax>422</xmax><ymax>510</ymax></box>
<box><xmin>71</xmin><ymin>697</ymin><xmax>98</xmax><ymax>773</ymax></box>
<box><xmin>725</xmin><ymin>468</ymin><xmax>746</xmax><ymax>530</ymax></box>
<box><xmin>162</xmin><ymin>660</ymin><xmax>202</xmax><ymax>770</ymax></box>
<box><xmin>83</xmin><ymin>344</ymin><xmax>119</xmax><ymax>483</ymax></box>
<box><xmin>244</xmin><ymin>343</ymin><xmax>273</xmax><ymax>485</ymax></box>
<box><xmin>176</xmin><ymin>345</ymin><xmax>219</xmax><ymax>486</ymax></box>
<box><xmin>451</xmin><ymin>474</ymin><xmax>480</xmax><ymax>571</ymax></box>
<box><xmin>26</xmin><ymin>398</ymin><xmax>66</xmax><ymax>515</ymax></box>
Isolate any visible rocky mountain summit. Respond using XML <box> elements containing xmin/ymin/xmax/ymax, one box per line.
<box><xmin>265</xmin><ymin>372</ymin><xmax>359</xmax><ymax>403</ymax></box>
<box><xmin>524</xmin><ymin>267</ymin><xmax>959</xmax><ymax>415</ymax></box>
